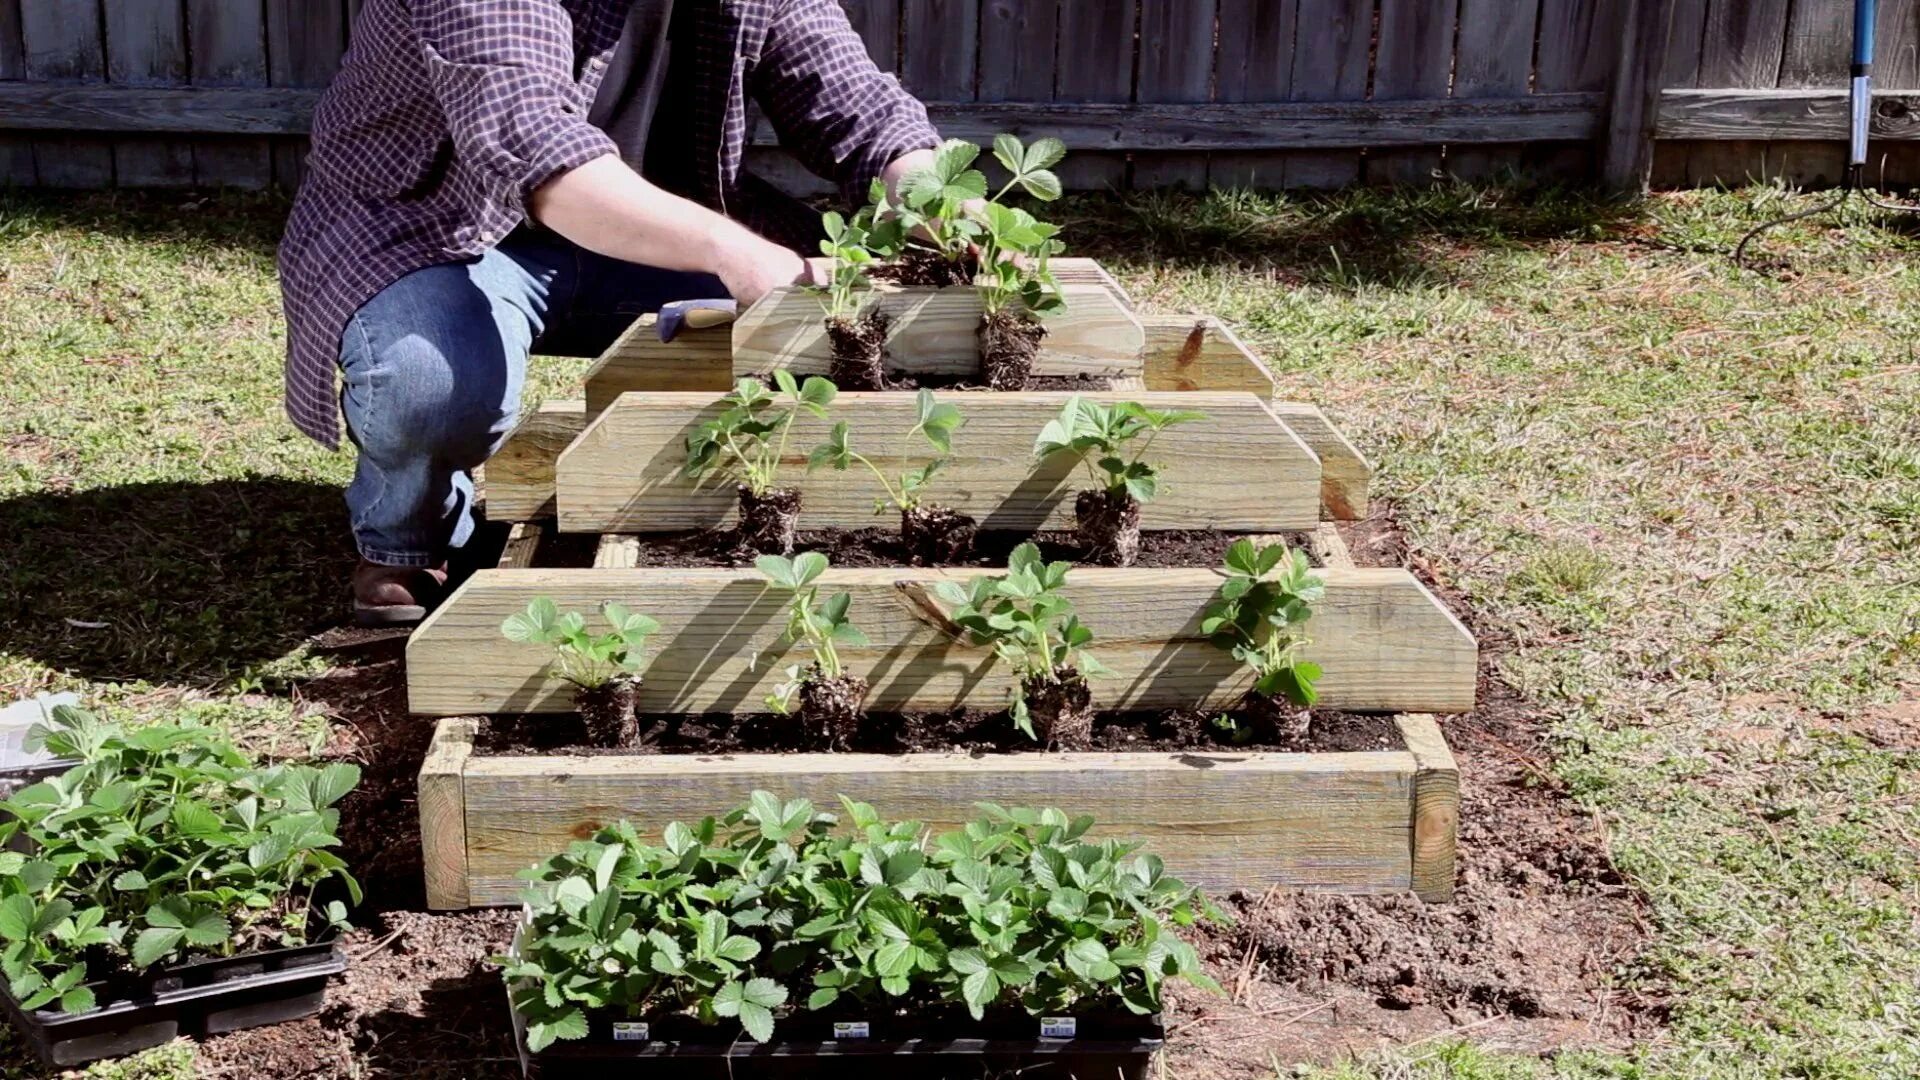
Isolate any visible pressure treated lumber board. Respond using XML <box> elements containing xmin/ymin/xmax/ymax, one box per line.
<box><xmin>732</xmin><ymin>284</ymin><xmax>1144</xmax><ymax>379</ymax></box>
<box><xmin>405</xmin><ymin>565</ymin><xmax>1478</xmax><ymax>716</ymax></box>
<box><xmin>1271</xmin><ymin>404</ymin><xmax>1371</xmax><ymax>520</ymax></box>
<box><xmin>1139</xmin><ymin>315</ymin><xmax>1277</xmax><ymax>395</ymax></box>
<box><xmin>480</xmin><ymin>400</ymin><xmax>586</xmax><ymax>521</ymax></box>
<box><xmin>554</xmin><ymin>391</ymin><xmax>1321</xmax><ymax>533</ymax></box>
<box><xmin>419</xmin><ymin>717</ymin><xmax>477</xmax><ymax>911</ymax></box>
<box><xmin>420</xmin><ymin>714</ymin><xmax>1461</xmax><ymax>907</ymax></box>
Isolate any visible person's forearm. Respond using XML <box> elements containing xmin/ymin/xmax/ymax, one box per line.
<box><xmin>529</xmin><ymin>154</ymin><xmax>746</xmax><ymax>272</ymax></box>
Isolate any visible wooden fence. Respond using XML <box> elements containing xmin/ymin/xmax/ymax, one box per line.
<box><xmin>0</xmin><ymin>0</ymin><xmax>1916</xmax><ymax>192</ymax></box>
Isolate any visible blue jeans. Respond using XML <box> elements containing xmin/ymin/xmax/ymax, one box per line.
<box><xmin>337</xmin><ymin>227</ymin><xmax>724</xmax><ymax>566</ymax></box>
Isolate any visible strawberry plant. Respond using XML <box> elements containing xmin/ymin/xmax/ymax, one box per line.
<box><xmin>808</xmin><ymin>389</ymin><xmax>977</xmax><ymax>563</ymax></box>
<box><xmin>1201</xmin><ymin>538</ymin><xmax>1325</xmax><ymax>739</ymax></box>
<box><xmin>814</xmin><ymin>207</ymin><xmax>890</xmax><ymax>390</ymax></box>
<box><xmin>684</xmin><ymin>372</ymin><xmax>838</xmax><ymax>554</ymax></box>
<box><xmin>0</xmin><ymin>707</ymin><xmax>358</xmax><ymax>1015</ymax></box>
<box><xmin>931</xmin><ymin>542</ymin><xmax>1108</xmax><ymax>747</ymax></box>
<box><xmin>501</xmin><ymin>792</ymin><xmax>1217</xmax><ymax>1052</ymax></box>
<box><xmin>756</xmin><ymin>553</ymin><xmax>870</xmax><ymax>749</ymax></box>
<box><xmin>501</xmin><ymin>598</ymin><xmax>661</xmax><ymax>747</ymax></box>
<box><xmin>1033</xmin><ymin>397</ymin><xmax>1207</xmax><ymax>566</ymax></box>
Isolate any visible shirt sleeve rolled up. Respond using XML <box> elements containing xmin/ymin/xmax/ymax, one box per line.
<box><xmin>410</xmin><ymin>0</ymin><xmax>618</xmax><ymax>210</ymax></box>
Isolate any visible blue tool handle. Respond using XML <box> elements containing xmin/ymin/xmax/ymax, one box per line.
<box><xmin>1856</xmin><ymin>0</ymin><xmax>1877</xmax><ymax>68</ymax></box>
<box><xmin>656</xmin><ymin>298</ymin><xmax>738</xmax><ymax>343</ymax></box>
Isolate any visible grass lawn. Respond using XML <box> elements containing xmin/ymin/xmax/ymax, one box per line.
<box><xmin>2</xmin><ymin>182</ymin><xmax>1916</xmax><ymax>1079</ymax></box>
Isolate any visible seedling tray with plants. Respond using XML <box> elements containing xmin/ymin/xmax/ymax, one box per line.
<box><xmin>0</xmin><ymin>708</ymin><xmax>362</xmax><ymax>1066</ymax></box>
<box><xmin>419</xmin><ymin>135</ymin><xmax>1474</xmax><ymax>914</ymax></box>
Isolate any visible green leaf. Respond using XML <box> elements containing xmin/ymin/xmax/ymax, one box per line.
<box><xmin>1018</xmin><ymin>168</ymin><xmax>1063</xmax><ymax>201</ymax></box>
<box><xmin>1024</xmin><ymin>137</ymin><xmax>1067</xmax><ymax>171</ymax></box>
<box><xmin>791</xmin><ymin>551</ymin><xmax>829</xmax><ymax>587</ymax></box>
<box><xmin>526</xmin><ymin>1007</ymin><xmax>589</xmax><ymax>1052</ymax></box>
<box><xmin>756</xmin><ymin>554</ymin><xmax>798</xmax><ymax>589</ymax></box>
<box><xmin>0</xmin><ymin>895</ymin><xmax>33</xmax><ymax>941</ymax></box>
<box><xmin>131</xmin><ymin>926</ymin><xmax>185</xmax><ymax>969</ymax></box>
<box><xmin>113</xmin><ymin>870</ymin><xmax>149</xmax><ymax>891</ymax></box>
<box><xmin>171</xmin><ymin>800</ymin><xmax>223</xmax><ymax>838</ymax></box>
<box><xmin>58</xmin><ymin>985</ymin><xmax>96</xmax><ymax>1015</ymax></box>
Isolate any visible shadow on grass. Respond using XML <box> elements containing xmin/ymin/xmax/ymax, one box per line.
<box><xmin>0</xmin><ymin>188</ymin><xmax>288</xmax><ymax>260</ymax></box>
<box><xmin>0</xmin><ymin>477</ymin><xmax>354</xmax><ymax>687</ymax></box>
<box><xmin>1056</xmin><ymin>181</ymin><xmax>1651</xmax><ymax>290</ymax></box>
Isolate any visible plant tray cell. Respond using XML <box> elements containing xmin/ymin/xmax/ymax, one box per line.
<box><xmin>0</xmin><ymin>942</ymin><xmax>345</xmax><ymax>1068</ymax></box>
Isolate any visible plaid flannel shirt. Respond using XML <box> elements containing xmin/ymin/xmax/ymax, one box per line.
<box><xmin>279</xmin><ymin>0</ymin><xmax>939</xmax><ymax>448</ymax></box>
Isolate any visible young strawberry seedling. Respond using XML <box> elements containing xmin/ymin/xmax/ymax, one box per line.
<box><xmin>932</xmin><ymin>542</ymin><xmax>1108</xmax><ymax>748</ymax></box>
<box><xmin>1201</xmin><ymin>538</ymin><xmax>1325</xmax><ymax>739</ymax></box>
<box><xmin>1033</xmin><ymin>397</ymin><xmax>1207</xmax><ymax>565</ymax></box>
<box><xmin>808</xmin><ymin>389</ymin><xmax>974</xmax><ymax>563</ymax></box>
<box><xmin>684</xmin><ymin>372</ymin><xmax>838</xmax><ymax>554</ymax></box>
<box><xmin>756</xmin><ymin>553</ymin><xmax>870</xmax><ymax>750</ymax></box>
<box><xmin>501</xmin><ymin>598</ymin><xmax>661</xmax><ymax>748</ymax></box>
<box><xmin>813</xmin><ymin>204</ymin><xmax>890</xmax><ymax>390</ymax></box>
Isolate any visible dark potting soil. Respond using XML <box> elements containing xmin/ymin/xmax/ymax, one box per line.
<box><xmin>1075</xmin><ymin>487</ymin><xmax>1143</xmax><ymax>567</ymax></box>
<box><xmin>869</xmin><ymin>248</ymin><xmax>978</xmax><ymax>288</ymax></box>
<box><xmin>883</xmin><ymin>371</ymin><xmax>1116</xmax><ymax>393</ymax></box>
<box><xmin>825</xmin><ymin>310</ymin><xmax>891</xmax><ymax>390</ymax></box>
<box><xmin>798</xmin><ymin>668</ymin><xmax>869</xmax><ymax>751</ymax></box>
<box><xmin>1023</xmin><ymin>669</ymin><xmax>1095</xmax><ymax>749</ymax></box>
<box><xmin>735</xmin><ymin>485</ymin><xmax>800</xmax><ymax>555</ymax></box>
<box><xmin>474</xmin><ymin>706</ymin><xmax>1399</xmax><ymax>759</ymax></box>
<box><xmin>898</xmin><ymin>504</ymin><xmax>979</xmax><ymax>564</ymax></box>
<box><xmin>978</xmin><ymin>308</ymin><xmax>1047</xmax><ymax>390</ymax></box>
<box><xmin>573</xmin><ymin>675</ymin><xmax>640</xmax><ymax>748</ymax></box>
<box><xmin>540</xmin><ymin>526</ymin><xmax>1305</xmax><ymax>571</ymax></box>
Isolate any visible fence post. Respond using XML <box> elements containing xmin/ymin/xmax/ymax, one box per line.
<box><xmin>1603</xmin><ymin>0</ymin><xmax>1680</xmax><ymax>190</ymax></box>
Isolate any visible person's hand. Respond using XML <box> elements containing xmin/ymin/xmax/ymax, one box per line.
<box><xmin>707</xmin><ymin>222</ymin><xmax>813</xmax><ymax>307</ymax></box>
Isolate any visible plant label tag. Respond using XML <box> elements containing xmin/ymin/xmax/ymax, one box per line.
<box><xmin>832</xmin><ymin>1021</ymin><xmax>871</xmax><ymax>1039</ymax></box>
<box><xmin>1040</xmin><ymin>1017</ymin><xmax>1077</xmax><ymax>1039</ymax></box>
<box><xmin>612</xmin><ymin>1022</ymin><xmax>650</xmax><ymax>1042</ymax></box>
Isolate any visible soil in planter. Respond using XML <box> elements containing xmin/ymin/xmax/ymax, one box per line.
<box><xmin>575</xmin><ymin>675</ymin><xmax>646</xmax><ymax>749</ymax></box>
<box><xmin>1243</xmin><ymin>690</ymin><xmax>1311</xmax><ymax>742</ymax></box>
<box><xmin>871</xmin><ymin>248</ymin><xmax>978</xmax><ymax>288</ymax></box>
<box><xmin>799</xmin><ymin>667</ymin><xmax>869</xmax><ymax>751</ymax></box>
<box><xmin>884</xmin><ymin>371</ymin><xmax>1115</xmax><ymax>393</ymax></box>
<box><xmin>825</xmin><ymin>310</ymin><xmax>892</xmax><ymax>390</ymax></box>
<box><xmin>543</xmin><ymin>526</ymin><xmax>1308</xmax><ymax>572</ymax></box>
<box><xmin>1021</xmin><ymin>668</ymin><xmax>1096</xmax><ymax>749</ymax></box>
<box><xmin>899</xmin><ymin>504</ymin><xmax>978</xmax><ymax>565</ymax></box>
<box><xmin>978</xmin><ymin>309</ymin><xmax>1047</xmax><ymax>391</ymax></box>
<box><xmin>1075</xmin><ymin>487</ymin><xmax>1143</xmax><ymax>567</ymax></box>
<box><xmin>736</xmin><ymin>486</ymin><xmax>801</xmax><ymax>555</ymax></box>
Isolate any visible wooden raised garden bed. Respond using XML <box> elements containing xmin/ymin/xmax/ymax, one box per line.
<box><xmin>419</xmin><ymin>257</ymin><xmax>1472</xmax><ymax>911</ymax></box>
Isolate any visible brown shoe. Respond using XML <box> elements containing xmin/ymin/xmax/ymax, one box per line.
<box><xmin>352</xmin><ymin>560</ymin><xmax>449</xmax><ymax>628</ymax></box>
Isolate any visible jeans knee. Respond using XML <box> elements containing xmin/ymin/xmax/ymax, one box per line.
<box><xmin>346</xmin><ymin>324</ymin><xmax>521</xmax><ymax>465</ymax></box>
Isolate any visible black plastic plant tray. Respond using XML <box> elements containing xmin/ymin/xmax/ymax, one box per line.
<box><xmin>518</xmin><ymin>1008</ymin><xmax>1164</xmax><ymax>1080</ymax></box>
<box><xmin>0</xmin><ymin>941</ymin><xmax>344</xmax><ymax>1067</ymax></box>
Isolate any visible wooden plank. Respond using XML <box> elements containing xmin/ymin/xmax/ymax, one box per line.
<box><xmin>20</xmin><ymin>0</ymin><xmax>113</xmax><ymax>188</ymax></box>
<box><xmin>455</xmin><ymin>747</ymin><xmax>1424</xmax><ymax>904</ymax></box>
<box><xmin>103</xmin><ymin>0</ymin><xmax>193</xmax><ymax>188</ymax></box>
<box><xmin>188</xmin><ymin>0</ymin><xmax>271</xmax><ymax>189</ymax></box>
<box><xmin>0</xmin><ymin>86</ymin><xmax>1605</xmax><ymax>148</ymax></box>
<box><xmin>731</xmin><ymin>284</ymin><xmax>1145</xmax><ymax>379</ymax></box>
<box><xmin>586</xmin><ymin>319</ymin><xmax>736</xmax><ymax>411</ymax></box>
<box><xmin>266</xmin><ymin>0</ymin><xmax>347</xmax><ymax>191</ymax></box>
<box><xmin>1395</xmin><ymin>714</ymin><xmax>1458</xmax><ymax>903</ymax></box>
<box><xmin>1370</xmin><ymin>0</ymin><xmax>1458</xmax><ymax>185</ymax></box>
<box><xmin>481</xmin><ymin>400</ymin><xmax>587</xmax><ymax>521</ymax></box>
<box><xmin>1132</xmin><ymin>0</ymin><xmax>1217</xmax><ymax>189</ymax></box>
<box><xmin>1304</xmin><ymin>522</ymin><xmax>1357</xmax><ymax>570</ymax></box>
<box><xmin>1052</xmin><ymin>0</ymin><xmax>1134</xmax><ymax>189</ymax></box>
<box><xmin>1212</xmin><ymin>0</ymin><xmax>1296</xmax><ymax>188</ymax></box>
<box><xmin>593</xmin><ymin>534</ymin><xmax>641</xmax><ymax>569</ymax></box>
<box><xmin>900</xmin><ymin>0</ymin><xmax>977</xmax><ymax>99</ymax></box>
<box><xmin>419</xmin><ymin>718</ymin><xmax>477</xmax><ymax>910</ymax></box>
<box><xmin>1285</xmin><ymin>0</ymin><xmax>1371</xmax><ymax>189</ymax></box>
<box><xmin>838</xmin><ymin>0</ymin><xmax>900</xmax><ymax>71</ymax></box>
<box><xmin>1607</xmin><ymin>0</ymin><xmax>1684</xmax><ymax>190</ymax></box>
<box><xmin>1880</xmin><ymin>0</ymin><xmax>1920</xmax><ymax>88</ymax></box>
<box><xmin>406</xmin><ymin>564</ymin><xmax>1479</xmax><ymax>715</ymax></box>
<box><xmin>555</xmin><ymin>391</ymin><xmax>1322</xmax><ymax>533</ymax></box>
<box><xmin>1658</xmin><ymin>88</ymin><xmax>1920</xmax><ymax>140</ymax></box>
<box><xmin>497</xmin><ymin>521</ymin><xmax>547</xmax><ymax>570</ymax></box>
<box><xmin>1531</xmin><ymin>0</ymin><xmax>1628</xmax><ymax>181</ymax></box>
<box><xmin>1270</xmin><ymin>403</ymin><xmax>1371</xmax><ymax>521</ymax></box>
<box><xmin>0</xmin><ymin>1</ymin><xmax>29</xmax><ymax>185</ymax></box>
<box><xmin>1450</xmin><ymin>0</ymin><xmax>1539</xmax><ymax>182</ymax></box>
<box><xmin>1139</xmin><ymin>315</ymin><xmax>1276</xmax><ymax>395</ymax></box>
<box><xmin>976</xmin><ymin>0</ymin><xmax>1056</xmax><ymax>102</ymax></box>
<box><xmin>1685</xmin><ymin>0</ymin><xmax>1789</xmax><ymax>187</ymax></box>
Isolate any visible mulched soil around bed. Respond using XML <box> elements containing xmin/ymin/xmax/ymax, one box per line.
<box><xmin>546</xmin><ymin>525</ymin><xmax>1300</xmax><ymax>570</ymax></box>
<box><xmin>193</xmin><ymin>509</ymin><xmax>1655</xmax><ymax>1078</ymax></box>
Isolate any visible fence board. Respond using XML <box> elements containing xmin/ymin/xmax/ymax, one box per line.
<box><xmin>20</xmin><ymin>0</ymin><xmax>112</xmax><ymax>187</ymax></box>
<box><xmin>0</xmin><ymin>0</ymin><xmax>32</xmax><ymax>185</ymax></box>
<box><xmin>839</xmin><ymin>0</ymin><xmax>900</xmax><ymax>71</ymax></box>
<box><xmin>1054</xmin><ymin>0</ymin><xmax>1133</xmax><ymax>188</ymax></box>
<box><xmin>1685</xmin><ymin>0</ymin><xmax>1788</xmax><ymax>186</ymax></box>
<box><xmin>1211</xmin><ymin>0</ymin><xmax>1296</xmax><ymax>188</ymax></box>
<box><xmin>267</xmin><ymin>0</ymin><xmax>348</xmax><ymax>191</ymax></box>
<box><xmin>1451</xmin><ymin>0</ymin><xmax>1538</xmax><ymax>181</ymax></box>
<box><xmin>1286</xmin><ymin>0</ymin><xmax>1371</xmax><ymax>188</ymax></box>
<box><xmin>1133</xmin><ymin>0</ymin><xmax>1216</xmax><ymax>189</ymax></box>
<box><xmin>189</xmin><ymin>0</ymin><xmax>271</xmax><ymax>189</ymax></box>
<box><xmin>901</xmin><ymin>0</ymin><xmax>977</xmax><ymax>99</ymax></box>
<box><xmin>1371</xmin><ymin>0</ymin><xmax>1458</xmax><ymax>184</ymax></box>
<box><xmin>977</xmin><ymin>0</ymin><xmax>1055</xmax><ymax>101</ymax></box>
<box><xmin>104</xmin><ymin>0</ymin><xmax>193</xmax><ymax>187</ymax></box>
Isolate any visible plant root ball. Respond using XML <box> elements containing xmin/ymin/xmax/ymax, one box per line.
<box><xmin>874</xmin><ymin>249</ymin><xmax>978</xmax><ymax>288</ymax></box>
<box><xmin>978</xmin><ymin>309</ymin><xmax>1046</xmax><ymax>391</ymax></box>
<box><xmin>800</xmin><ymin>668</ymin><xmax>869</xmax><ymax>751</ymax></box>
<box><xmin>1074</xmin><ymin>487</ymin><xmax>1142</xmax><ymax>567</ymax></box>
<box><xmin>1022</xmin><ymin>668</ymin><xmax>1095</xmax><ymax>750</ymax></box>
<box><xmin>826</xmin><ymin>310</ymin><xmax>892</xmax><ymax>391</ymax></box>
<box><xmin>737</xmin><ymin>486</ymin><xmax>801</xmax><ymax>555</ymax></box>
<box><xmin>900</xmin><ymin>504</ymin><xmax>978</xmax><ymax>565</ymax></box>
<box><xmin>574</xmin><ymin>674</ymin><xmax>642</xmax><ymax>748</ymax></box>
<box><xmin>1243</xmin><ymin>690</ymin><xmax>1311</xmax><ymax>743</ymax></box>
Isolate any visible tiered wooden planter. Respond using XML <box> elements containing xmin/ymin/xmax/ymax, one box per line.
<box><xmin>415</xmin><ymin>259</ymin><xmax>1475</xmax><ymax>911</ymax></box>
